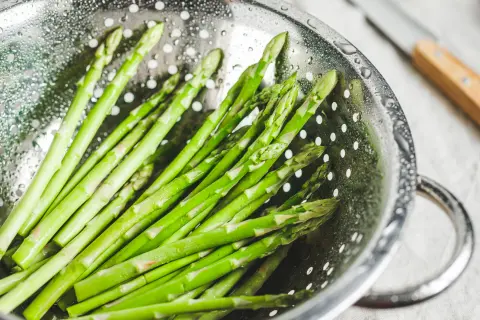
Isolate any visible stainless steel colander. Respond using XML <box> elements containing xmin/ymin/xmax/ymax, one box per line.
<box><xmin>0</xmin><ymin>0</ymin><xmax>474</xmax><ymax>319</ymax></box>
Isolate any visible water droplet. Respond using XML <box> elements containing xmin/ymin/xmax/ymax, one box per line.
<box><xmin>307</xmin><ymin>56</ymin><xmax>313</xmax><ymax>64</ymax></box>
<box><xmin>155</xmin><ymin>1</ymin><xmax>165</xmax><ymax>10</ymax></box>
<box><xmin>306</xmin><ymin>19</ymin><xmax>317</xmax><ymax>29</ymax></box>
<box><xmin>199</xmin><ymin>29</ymin><xmax>209</xmax><ymax>39</ymax></box>
<box><xmin>248</xmin><ymin>47</ymin><xmax>253</xmax><ymax>52</ymax></box>
<box><xmin>220</xmin><ymin>30</ymin><xmax>227</xmax><ymax>36</ymax></box>
<box><xmin>123</xmin><ymin>29</ymin><xmax>133</xmax><ymax>38</ymax></box>
<box><xmin>168</xmin><ymin>65</ymin><xmax>179</xmax><ymax>75</ymax></box>
<box><xmin>111</xmin><ymin>106</ymin><xmax>120</xmax><ymax>116</ymax></box>
<box><xmin>394</xmin><ymin>132</ymin><xmax>410</xmax><ymax>154</ymax></box>
<box><xmin>192</xmin><ymin>101</ymin><xmax>203</xmax><ymax>112</ymax></box>
<box><xmin>232</xmin><ymin>64</ymin><xmax>243</xmax><ymax>71</ymax></box>
<box><xmin>360</xmin><ymin>67</ymin><xmax>371</xmax><ymax>79</ymax></box>
<box><xmin>88</xmin><ymin>39</ymin><xmax>98</xmax><ymax>48</ymax></box>
<box><xmin>147</xmin><ymin>21</ymin><xmax>157</xmax><ymax>29</ymax></box>
<box><xmin>206</xmin><ymin>79</ymin><xmax>215</xmax><ymax>89</ymax></box>
<box><xmin>334</xmin><ymin>41</ymin><xmax>357</xmax><ymax>55</ymax></box>
<box><xmin>124</xmin><ymin>92</ymin><xmax>134</xmax><ymax>103</ymax></box>
<box><xmin>299</xmin><ymin>130</ymin><xmax>307</xmax><ymax>139</ymax></box>
<box><xmin>147</xmin><ymin>60</ymin><xmax>158</xmax><ymax>69</ymax></box>
<box><xmin>281</xmin><ymin>5</ymin><xmax>288</xmax><ymax>10</ymax></box>
<box><xmin>283</xmin><ymin>183</ymin><xmax>291</xmax><ymax>192</ymax></box>
<box><xmin>104</xmin><ymin>18</ymin><xmax>114</xmax><ymax>27</ymax></box>
<box><xmin>171</xmin><ymin>28</ymin><xmax>182</xmax><ymax>38</ymax></box>
<box><xmin>354</xmin><ymin>58</ymin><xmax>361</xmax><ymax>64</ymax></box>
<box><xmin>147</xmin><ymin>79</ymin><xmax>157</xmax><ymax>89</ymax></box>
<box><xmin>180</xmin><ymin>11</ymin><xmax>190</xmax><ymax>20</ymax></box>
<box><xmin>163</xmin><ymin>43</ymin><xmax>173</xmax><ymax>53</ymax></box>
<box><xmin>185</xmin><ymin>47</ymin><xmax>196</xmax><ymax>57</ymax></box>
<box><xmin>128</xmin><ymin>4</ymin><xmax>139</xmax><ymax>13</ymax></box>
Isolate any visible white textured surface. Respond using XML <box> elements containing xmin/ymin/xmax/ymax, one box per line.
<box><xmin>290</xmin><ymin>0</ymin><xmax>480</xmax><ymax>319</ymax></box>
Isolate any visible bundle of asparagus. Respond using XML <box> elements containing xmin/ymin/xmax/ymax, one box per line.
<box><xmin>0</xmin><ymin>24</ymin><xmax>340</xmax><ymax>320</ymax></box>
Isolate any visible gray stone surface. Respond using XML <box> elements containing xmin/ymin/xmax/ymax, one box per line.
<box><xmin>289</xmin><ymin>0</ymin><xmax>480</xmax><ymax>319</ymax></box>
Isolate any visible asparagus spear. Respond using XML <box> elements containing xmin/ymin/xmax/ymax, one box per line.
<box><xmin>93</xmin><ymin>217</ymin><xmax>315</xmax><ymax>312</ymax></box>
<box><xmin>163</xmin><ymin>143</ymin><xmax>324</xmax><ymax>249</ymax></box>
<box><xmin>0</xmin><ymin>28</ymin><xmax>124</xmax><ymax>259</ymax></box>
<box><xmin>0</xmin><ymin>162</ymin><xmax>154</xmax><ymax>315</ymax></box>
<box><xmin>0</xmin><ymin>258</ymin><xmax>50</xmax><ymax>296</ymax></box>
<box><xmin>73</xmin><ymin>199</ymin><xmax>337</xmax><ymax>300</ymax></box>
<box><xmin>199</xmin><ymin>246</ymin><xmax>291</xmax><ymax>320</ymax></box>
<box><xmin>106</xmin><ymin>125</ymin><xmax>251</xmax><ymax>259</ymax></box>
<box><xmin>66</xmin><ymin>269</ymin><xmax>182</xmax><ymax>316</ymax></box>
<box><xmin>13</xmin><ymin>24</ymin><xmax>163</xmax><ymax>249</ymax></box>
<box><xmin>13</xmin><ymin>49</ymin><xmax>222</xmax><ymax>270</ymax></box>
<box><xmin>221</xmin><ymin>70</ymin><xmax>338</xmax><ymax>205</ymax></box>
<box><xmin>15</xmin><ymin>51</ymin><xmax>223</xmax><ymax>319</ymax></box>
<box><xmin>194</xmin><ymin>143</ymin><xmax>324</xmax><ymax>234</ymax></box>
<box><xmin>174</xmin><ymin>263</ymin><xmax>255</xmax><ymax>320</ymax></box>
<box><xmin>192</xmin><ymin>73</ymin><xmax>298</xmax><ymax>194</ymax></box>
<box><xmin>55</xmin><ymin>122</ymin><xmax>232</xmax><ymax>249</ymax></box>
<box><xmin>182</xmin><ymin>32</ymin><xmax>289</xmax><ymax>173</ymax></box>
<box><xmin>13</xmin><ymin>108</ymin><xmax>161</xmax><ymax>268</ymax></box>
<box><xmin>43</xmin><ymin>73</ymin><xmax>180</xmax><ymax>213</ymax></box>
<box><xmin>100</xmin><ymin>142</ymin><xmax>236</xmax><ymax>269</ymax></box>
<box><xmin>104</xmin><ymin>144</ymin><xmax>284</xmax><ymax>264</ymax></box>
<box><xmin>137</xmin><ymin>64</ymin><xmax>255</xmax><ymax>201</ymax></box>
<box><xmin>71</xmin><ymin>292</ymin><xmax>310</xmax><ymax>320</ymax></box>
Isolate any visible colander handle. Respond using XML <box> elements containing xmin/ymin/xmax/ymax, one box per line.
<box><xmin>356</xmin><ymin>175</ymin><xmax>474</xmax><ymax>308</ymax></box>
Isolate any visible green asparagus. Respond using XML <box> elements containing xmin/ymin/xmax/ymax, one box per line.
<box><xmin>199</xmin><ymin>246</ymin><xmax>291</xmax><ymax>320</ymax></box>
<box><xmin>105</xmin><ymin>144</ymin><xmax>284</xmax><ymax>264</ymax></box>
<box><xmin>221</xmin><ymin>70</ymin><xmax>338</xmax><ymax>205</ymax></box>
<box><xmin>71</xmin><ymin>291</ymin><xmax>310</xmax><ymax>320</ymax></box>
<box><xmin>13</xmin><ymin>108</ymin><xmax>161</xmax><ymax>268</ymax></box>
<box><xmin>0</xmin><ymin>28</ymin><xmax>124</xmax><ymax>258</ymax></box>
<box><xmin>183</xmin><ymin>32</ymin><xmax>288</xmax><ymax>173</ymax></box>
<box><xmin>0</xmin><ymin>162</ymin><xmax>154</xmax><ymax>315</ymax></box>
<box><xmin>44</xmin><ymin>73</ymin><xmax>180</xmax><ymax>213</ymax></box>
<box><xmin>14</xmin><ymin>25</ymin><xmax>163</xmax><ymax>246</ymax></box>
<box><xmin>73</xmin><ymin>199</ymin><xmax>337</xmax><ymax>300</ymax></box>
<box><xmin>192</xmin><ymin>73</ymin><xmax>298</xmax><ymax>194</ymax></box>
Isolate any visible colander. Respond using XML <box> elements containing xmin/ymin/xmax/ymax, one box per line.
<box><xmin>0</xmin><ymin>0</ymin><xmax>474</xmax><ymax>319</ymax></box>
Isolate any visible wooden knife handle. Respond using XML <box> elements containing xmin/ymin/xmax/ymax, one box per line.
<box><xmin>412</xmin><ymin>39</ymin><xmax>480</xmax><ymax>126</ymax></box>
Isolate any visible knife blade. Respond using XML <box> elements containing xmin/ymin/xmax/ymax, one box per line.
<box><xmin>348</xmin><ymin>0</ymin><xmax>480</xmax><ymax>126</ymax></box>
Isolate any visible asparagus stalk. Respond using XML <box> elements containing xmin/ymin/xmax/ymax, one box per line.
<box><xmin>106</xmin><ymin>144</ymin><xmax>284</xmax><ymax>264</ymax></box>
<box><xmin>221</xmin><ymin>70</ymin><xmax>338</xmax><ymax>205</ymax></box>
<box><xmin>137</xmin><ymin>64</ymin><xmax>255</xmax><ymax>200</ymax></box>
<box><xmin>199</xmin><ymin>246</ymin><xmax>291</xmax><ymax>320</ymax></box>
<box><xmin>16</xmin><ymin>52</ymin><xmax>223</xmax><ymax>319</ymax></box>
<box><xmin>194</xmin><ymin>143</ymin><xmax>324</xmax><ymax>234</ymax></box>
<box><xmin>100</xmin><ymin>142</ymin><xmax>235</xmax><ymax>269</ymax></box>
<box><xmin>106</xmin><ymin>125</ymin><xmax>251</xmax><ymax>259</ymax></box>
<box><xmin>13</xmin><ymin>49</ymin><xmax>222</xmax><ymax>271</ymax></box>
<box><xmin>0</xmin><ymin>163</ymin><xmax>154</xmax><ymax>315</ymax></box>
<box><xmin>192</xmin><ymin>73</ymin><xmax>298</xmax><ymax>194</ymax></box>
<box><xmin>73</xmin><ymin>199</ymin><xmax>337</xmax><ymax>300</ymax></box>
<box><xmin>13</xmin><ymin>108</ymin><xmax>161</xmax><ymax>268</ymax></box>
<box><xmin>14</xmin><ymin>24</ymin><xmax>163</xmax><ymax>249</ymax></box>
<box><xmin>174</xmin><ymin>263</ymin><xmax>255</xmax><ymax>320</ymax></box>
<box><xmin>183</xmin><ymin>32</ymin><xmax>289</xmax><ymax>173</ymax></box>
<box><xmin>66</xmin><ymin>269</ymin><xmax>182</xmax><ymax>316</ymax></box>
<box><xmin>0</xmin><ymin>28</ymin><xmax>124</xmax><ymax>258</ymax></box>
<box><xmin>71</xmin><ymin>292</ymin><xmax>309</xmax><ymax>320</ymax></box>
<box><xmin>0</xmin><ymin>258</ymin><xmax>50</xmax><ymax>296</ymax></box>
<box><xmin>55</xmin><ymin>124</ymin><xmax>232</xmax><ymax>249</ymax></box>
<box><xmin>94</xmin><ymin>218</ymin><xmax>314</xmax><ymax>312</ymax></box>
<box><xmin>44</xmin><ymin>73</ymin><xmax>180</xmax><ymax>213</ymax></box>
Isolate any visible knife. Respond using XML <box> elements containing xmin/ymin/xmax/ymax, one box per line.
<box><xmin>348</xmin><ymin>0</ymin><xmax>480</xmax><ymax>126</ymax></box>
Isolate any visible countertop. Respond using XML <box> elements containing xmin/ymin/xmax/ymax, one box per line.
<box><xmin>287</xmin><ymin>0</ymin><xmax>480</xmax><ymax>319</ymax></box>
